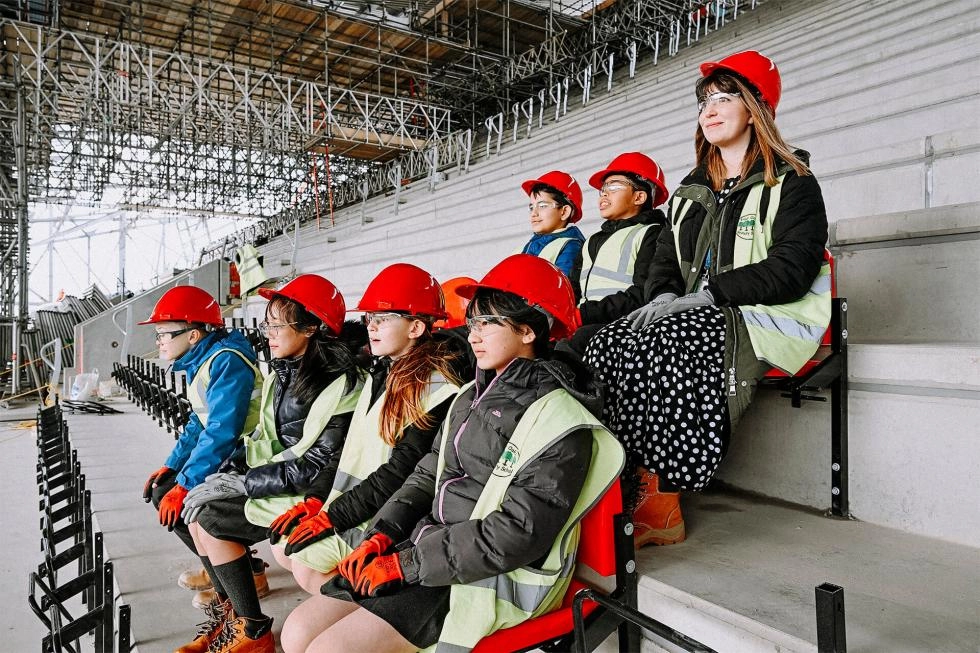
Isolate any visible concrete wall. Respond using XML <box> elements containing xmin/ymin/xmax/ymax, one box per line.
<box><xmin>247</xmin><ymin>0</ymin><xmax>980</xmax><ymax>543</ymax></box>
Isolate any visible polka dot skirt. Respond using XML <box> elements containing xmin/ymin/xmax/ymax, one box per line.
<box><xmin>584</xmin><ymin>307</ymin><xmax>730</xmax><ymax>490</ymax></box>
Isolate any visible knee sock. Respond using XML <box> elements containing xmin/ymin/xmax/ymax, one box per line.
<box><xmin>213</xmin><ymin>554</ymin><xmax>265</xmax><ymax>621</ymax></box>
<box><xmin>200</xmin><ymin>556</ymin><xmax>227</xmax><ymax>601</ymax></box>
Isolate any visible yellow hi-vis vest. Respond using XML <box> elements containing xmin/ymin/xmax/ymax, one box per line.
<box><xmin>234</xmin><ymin>244</ymin><xmax>270</xmax><ymax>297</ymax></box>
<box><xmin>515</xmin><ymin>230</ymin><xmax>578</xmax><ymax>266</ymax></box>
<box><xmin>579</xmin><ymin>224</ymin><xmax>652</xmax><ymax>303</ymax></box>
<box><xmin>242</xmin><ymin>371</ymin><xmax>364</xmax><ymax>526</ymax></box>
<box><xmin>287</xmin><ymin>371</ymin><xmax>459</xmax><ymax>572</ymax></box>
<box><xmin>186</xmin><ymin>348</ymin><xmax>262</xmax><ymax>435</ymax></box>
<box><xmin>669</xmin><ymin>174</ymin><xmax>831</xmax><ymax>375</ymax></box>
<box><xmin>426</xmin><ymin>385</ymin><xmax>625</xmax><ymax>653</ymax></box>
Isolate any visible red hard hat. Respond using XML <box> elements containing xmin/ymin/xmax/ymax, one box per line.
<box><xmin>138</xmin><ymin>285</ymin><xmax>224</xmax><ymax>326</ymax></box>
<box><xmin>433</xmin><ymin>277</ymin><xmax>477</xmax><ymax>330</ymax></box>
<box><xmin>258</xmin><ymin>274</ymin><xmax>346</xmax><ymax>336</ymax></box>
<box><xmin>456</xmin><ymin>254</ymin><xmax>580</xmax><ymax>340</ymax></box>
<box><xmin>700</xmin><ymin>50</ymin><xmax>781</xmax><ymax>115</ymax></box>
<box><xmin>588</xmin><ymin>152</ymin><xmax>669</xmax><ymax>207</ymax></box>
<box><xmin>521</xmin><ymin>170</ymin><xmax>584</xmax><ymax>223</ymax></box>
<box><xmin>355</xmin><ymin>263</ymin><xmax>448</xmax><ymax>319</ymax></box>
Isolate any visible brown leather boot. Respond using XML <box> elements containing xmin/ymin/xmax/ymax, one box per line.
<box><xmin>179</xmin><ymin>568</ymin><xmax>213</xmax><ymax>591</ymax></box>
<box><xmin>207</xmin><ymin>615</ymin><xmax>274</xmax><ymax>653</ymax></box>
<box><xmin>175</xmin><ymin>597</ymin><xmax>231</xmax><ymax>653</ymax></box>
<box><xmin>631</xmin><ymin>468</ymin><xmax>686</xmax><ymax>547</ymax></box>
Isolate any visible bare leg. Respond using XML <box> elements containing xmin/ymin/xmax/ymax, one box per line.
<box><xmin>188</xmin><ymin>521</ymin><xmax>207</xmax><ymax>555</ymax></box>
<box><xmin>292</xmin><ymin>561</ymin><xmax>336</xmax><ymax>595</ymax></box>
<box><xmin>270</xmin><ymin>544</ymin><xmax>293</xmax><ymax>572</ymax></box>
<box><xmin>306</xmin><ymin>607</ymin><xmax>417</xmax><ymax>653</ymax></box>
<box><xmin>280</xmin><ymin>595</ymin><xmax>359</xmax><ymax>653</ymax></box>
<box><xmin>196</xmin><ymin>528</ymin><xmax>248</xmax><ymax>565</ymax></box>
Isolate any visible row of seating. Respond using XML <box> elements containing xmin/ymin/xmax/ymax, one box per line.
<box><xmin>29</xmin><ymin>400</ymin><xmax>132</xmax><ymax>652</ymax></box>
<box><xmin>111</xmin><ymin>356</ymin><xmax>191</xmax><ymax>437</ymax></box>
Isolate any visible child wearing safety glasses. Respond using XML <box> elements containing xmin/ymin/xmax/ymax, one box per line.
<box><xmin>279</xmin><ymin>254</ymin><xmax>623</xmax><ymax>653</ymax></box>
<box><xmin>518</xmin><ymin>170</ymin><xmax>586</xmax><ymax>299</ymax></box>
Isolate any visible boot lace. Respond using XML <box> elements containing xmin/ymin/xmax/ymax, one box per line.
<box><xmin>193</xmin><ymin>600</ymin><xmax>226</xmax><ymax>638</ymax></box>
<box><xmin>207</xmin><ymin>616</ymin><xmax>239</xmax><ymax>652</ymax></box>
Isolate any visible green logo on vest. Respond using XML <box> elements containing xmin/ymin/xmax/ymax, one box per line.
<box><xmin>736</xmin><ymin>214</ymin><xmax>756</xmax><ymax>240</ymax></box>
<box><xmin>493</xmin><ymin>443</ymin><xmax>520</xmax><ymax>477</ymax></box>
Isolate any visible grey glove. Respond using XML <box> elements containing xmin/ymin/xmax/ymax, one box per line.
<box><xmin>180</xmin><ymin>472</ymin><xmax>246</xmax><ymax>524</ymax></box>
<box><xmin>659</xmin><ymin>288</ymin><xmax>715</xmax><ymax>319</ymax></box>
<box><xmin>627</xmin><ymin>293</ymin><xmax>678</xmax><ymax>331</ymax></box>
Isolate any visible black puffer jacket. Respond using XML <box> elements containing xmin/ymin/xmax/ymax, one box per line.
<box><xmin>370</xmin><ymin>357</ymin><xmax>597</xmax><ymax>587</ymax></box>
<box><xmin>312</xmin><ymin>357</ymin><xmax>455</xmax><ymax>532</ymax></box>
<box><xmin>221</xmin><ymin>357</ymin><xmax>355</xmax><ymax>499</ymax></box>
<box><xmin>575</xmin><ymin>207</ymin><xmax>668</xmax><ymax>326</ymax></box>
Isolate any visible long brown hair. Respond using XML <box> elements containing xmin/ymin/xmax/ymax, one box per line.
<box><xmin>378</xmin><ymin>329</ymin><xmax>462</xmax><ymax>446</ymax></box>
<box><xmin>694</xmin><ymin>72</ymin><xmax>810</xmax><ymax>190</ymax></box>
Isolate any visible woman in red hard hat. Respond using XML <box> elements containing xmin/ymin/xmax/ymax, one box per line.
<box><xmin>280</xmin><ymin>255</ymin><xmax>622</xmax><ymax>653</ymax></box>
<box><xmin>586</xmin><ymin>51</ymin><xmax>830</xmax><ymax>548</ymax></box>
<box><xmin>169</xmin><ymin>274</ymin><xmax>366</xmax><ymax>652</ymax></box>
<box><xmin>266</xmin><ymin>264</ymin><xmax>466</xmax><ymax>601</ymax></box>
<box><xmin>518</xmin><ymin>170</ymin><xmax>586</xmax><ymax>295</ymax></box>
<box><xmin>564</xmin><ymin>151</ymin><xmax>670</xmax><ymax>353</ymax></box>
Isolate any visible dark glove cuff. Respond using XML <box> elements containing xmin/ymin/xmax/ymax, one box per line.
<box><xmin>397</xmin><ymin>547</ymin><xmax>420</xmax><ymax>585</ymax></box>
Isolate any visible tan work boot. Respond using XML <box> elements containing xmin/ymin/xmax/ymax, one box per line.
<box><xmin>207</xmin><ymin>615</ymin><xmax>274</xmax><ymax>653</ymax></box>
<box><xmin>192</xmin><ymin>569</ymin><xmax>271</xmax><ymax>609</ymax></box>
<box><xmin>631</xmin><ymin>468</ymin><xmax>686</xmax><ymax>547</ymax></box>
<box><xmin>179</xmin><ymin>568</ymin><xmax>213</xmax><ymax>591</ymax></box>
<box><xmin>175</xmin><ymin>597</ymin><xmax>231</xmax><ymax>653</ymax></box>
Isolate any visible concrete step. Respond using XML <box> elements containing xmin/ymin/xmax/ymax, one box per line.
<box><xmin>718</xmin><ymin>342</ymin><xmax>980</xmax><ymax>547</ymax></box>
<box><xmin>634</xmin><ymin>489</ymin><xmax>980</xmax><ymax>653</ymax></box>
<box><xmin>830</xmin><ymin>202</ymin><xmax>980</xmax><ymax>344</ymax></box>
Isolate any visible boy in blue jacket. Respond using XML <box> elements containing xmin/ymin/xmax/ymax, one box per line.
<box><xmin>519</xmin><ymin>170</ymin><xmax>586</xmax><ymax>299</ymax></box>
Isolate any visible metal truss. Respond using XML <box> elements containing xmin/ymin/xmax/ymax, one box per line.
<box><xmin>1</xmin><ymin>17</ymin><xmax>455</xmax><ymax>216</ymax></box>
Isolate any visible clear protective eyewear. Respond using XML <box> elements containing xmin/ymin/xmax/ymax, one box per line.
<box><xmin>258</xmin><ymin>321</ymin><xmax>297</xmax><ymax>337</ymax></box>
<box><xmin>154</xmin><ymin>327</ymin><xmax>193</xmax><ymax>343</ymax></box>
<box><xmin>698</xmin><ymin>91</ymin><xmax>742</xmax><ymax>114</ymax></box>
<box><xmin>528</xmin><ymin>200</ymin><xmax>563</xmax><ymax>213</ymax></box>
<box><xmin>466</xmin><ymin>314</ymin><xmax>511</xmax><ymax>334</ymax></box>
<box><xmin>598</xmin><ymin>181</ymin><xmax>638</xmax><ymax>196</ymax></box>
<box><xmin>361</xmin><ymin>312</ymin><xmax>409</xmax><ymax>328</ymax></box>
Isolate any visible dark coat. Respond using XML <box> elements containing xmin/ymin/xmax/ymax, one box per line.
<box><xmin>370</xmin><ymin>357</ymin><xmax>597</xmax><ymax>586</ymax></box>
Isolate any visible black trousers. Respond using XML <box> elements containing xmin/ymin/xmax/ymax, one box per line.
<box><xmin>149</xmin><ymin>468</ymin><xmax>197</xmax><ymax>555</ymax></box>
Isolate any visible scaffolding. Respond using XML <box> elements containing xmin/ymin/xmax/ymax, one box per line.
<box><xmin>0</xmin><ymin>0</ymin><xmax>762</xmax><ymax>397</ymax></box>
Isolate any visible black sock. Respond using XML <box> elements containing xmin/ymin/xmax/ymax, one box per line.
<box><xmin>213</xmin><ymin>555</ymin><xmax>264</xmax><ymax>620</ymax></box>
<box><xmin>200</xmin><ymin>556</ymin><xmax>227</xmax><ymax>601</ymax></box>
<box><xmin>243</xmin><ymin>615</ymin><xmax>273</xmax><ymax>639</ymax></box>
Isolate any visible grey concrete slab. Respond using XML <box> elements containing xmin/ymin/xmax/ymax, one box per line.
<box><xmin>638</xmin><ymin>490</ymin><xmax>980</xmax><ymax>653</ymax></box>
<box><xmin>0</xmin><ymin>405</ymin><xmax>53</xmax><ymax>650</ymax></box>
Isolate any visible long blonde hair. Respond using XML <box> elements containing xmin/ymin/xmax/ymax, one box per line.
<box><xmin>378</xmin><ymin>330</ymin><xmax>462</xmax><ymax>446</ymax></box>
<box><xmin>694</xmin><ymin>72</ymin><xmax>810</xmax><ymax>190</ymax></box>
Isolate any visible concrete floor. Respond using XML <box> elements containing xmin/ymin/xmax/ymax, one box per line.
<box><xmin>6</xmin><ymin>399</ymin><xmax>979</xmax><ymax>652</ymax></box>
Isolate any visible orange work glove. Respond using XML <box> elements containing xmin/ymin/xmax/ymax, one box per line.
<box><xmin>142</xmin><ymin>466</ymin><xmax>172</xmax><ymax>502</ymax></box>
<box><xmin>284</xmin><ymin>511</ymin><xmax>334</xmax><ymax>555</ymax></box>
<box><xmin>354</xmin><ymin>553</ymin><xmax>404</xmax><ymax>597</ymax></box>
<box><xmin>158</xmin><ymin>484</ymin><xmax>189</xmax><ymax>530</ymax></box>
<box><xmin>336</xmin><ymin>532</ymin><xmax>394</xmax><ymax>587</ymax></box>
<box><xmin>267</xmin><ymin>497</ymin><xmax>324</xmax><ymax>544</ymax></box>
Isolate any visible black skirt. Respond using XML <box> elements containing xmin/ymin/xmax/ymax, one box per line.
<box><xmin>195</xmin><ymin>496</ymin><xmax>269</xmax><ymax>546</ymax></box>
<box><xmin>321</xmin><ymin>575</ymin><xmax>451</xmax><ymax>649</ymax></box>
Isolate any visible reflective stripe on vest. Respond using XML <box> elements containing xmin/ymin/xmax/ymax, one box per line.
<box><xmin>579</xmin><ymin>224</ymin><xmax>651</xmax><ymax>302</ymax></box>
<box><xmin>428</xmin><ymin>385</ymin><xmax>625</xmax><ymax>653</ymax></box>
<box><xmin>670</xmin><ymin>175</ymin><xmax>831</xmax><ymax>374</ymax></box>
<box><xmin>286</xmin><ymin>371</ymin><xmax>460</xmax><ymax>573</ymax></box>
<box><xmin>186</xmin><ymin>348</ymin><xmax>262</xmax><ymax>435</ymax></box>
<box><xmin>536</xmin><ymin>236</ymin><xmax>572</xmax><ymax>266</ymax></box>
<box><xmin>234</xmin><ymin>244</ymin><xmax>270</xmax><ymax>296</ymax></box>
<box><xmin>243</xmin><ymin>372</ymin><xmax>364</xmax><ymax>527</ymax></box>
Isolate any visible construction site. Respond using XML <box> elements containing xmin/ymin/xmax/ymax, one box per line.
<box><xmin>2</xmin><ymin>0</ymin><xmax>978</xmax><ymax>651</ymax></box>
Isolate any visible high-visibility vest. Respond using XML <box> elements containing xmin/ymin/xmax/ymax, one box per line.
<box><xmin>286</xmin><ymin>370</ymin><xmax>459</xmax><ymax>573</ymax></box>
<box><xmin>242</xmin><ymin>372</ymin><xmax>364</xmax><ymax>526</ymax></box>
<box><xmin>186</xmin><ymin>347</ymin><xmax>262</xmax><ymax>436</ymax></box>
<box><xmin>234</xmin><ymin>244</ymin><xmax>269</xmax><ymax>296</ymax></box>
<box><xmin>669</xmin><ymin>173</ymin><xmax>831</xmax><ymax>374</ymax></box>
<box><xmin>427</xmin><ymin>384</ymin><xmax>625</xmax><ymax>653</ymax></box>
<box><xmin>579</xmin><ymin>223</ymin><xmax>652</xmax><ymax>302</ymax></box>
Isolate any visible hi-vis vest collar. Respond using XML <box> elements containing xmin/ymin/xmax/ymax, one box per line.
<box><xmin>285</xmin><ymin>369</ymin><xmax>459</xmax><ymax>573</ymax></box>
<box><xmin>242</xmin><ymin>371</ymin><xmax>364</xmax><ymax>528</ymax></box>
<box><xmin>668</xmin><ymin>172</ymin><xmax>831</xmax><ymax>374</ymax></box>
<box><xmin>187</xmin><ymin>347</ymin><xmax>262</xmax><ymax>435</ymax></box>
<box><xmin>579</xmin><ymin>223</ymin><xmax>652</xmax><ymax>302</ymax></box>
<box><xmin>427</xmin><ymin>384</ymin><xmax>625</xmax><ymax>653</ymax></box>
